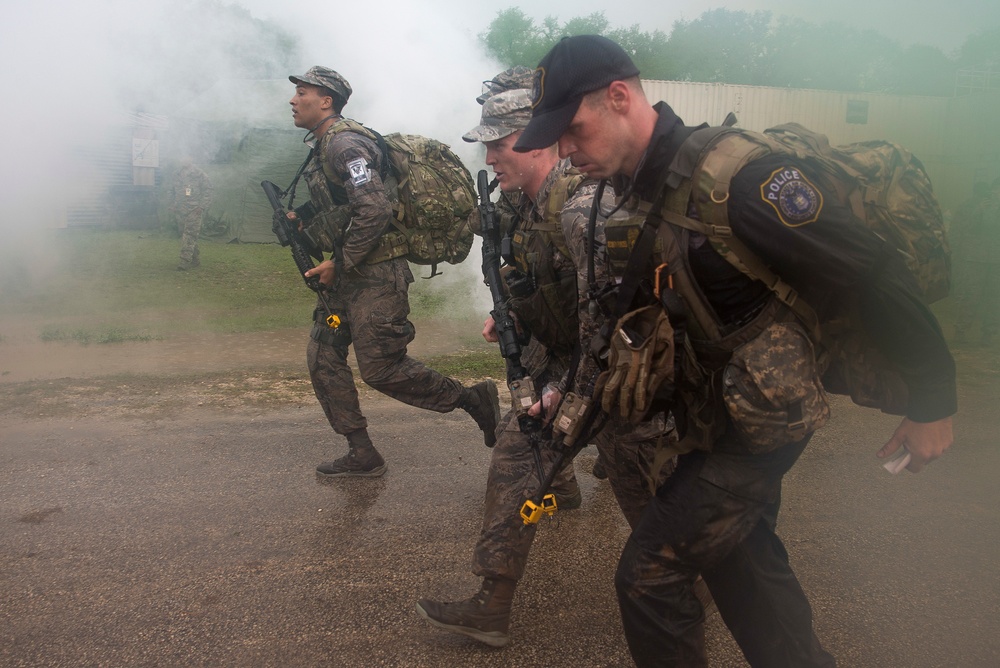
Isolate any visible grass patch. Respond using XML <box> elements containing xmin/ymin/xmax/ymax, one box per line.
<box><xmin>422</xmin><ymin>348</ymin><xmax>504</xmax><ymax>381</ymax></box>
<box><xmin>1</xmin><ymin>228</ymin><xmax>483</xmax><ymax>341</ymax></box>
<box><xmin>39</xmin><ymin>326</ymin><xmax>160</xmax><ymax>345</ymax></box>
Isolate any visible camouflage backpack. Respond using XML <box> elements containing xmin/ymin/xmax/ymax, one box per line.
<box><xmin>318</xmin><ymin>120</ymin><xmax>476</xmax><ymax>277</ymax></box>
<box><xmin>675</xmin><ymin>122</ymin><xmax>951</xmax><ymax>414</ymax></box>
<box><xmin>380</xmin><ymin>133</ymin><xmax>476</xmax><ymax>277</ymax></box>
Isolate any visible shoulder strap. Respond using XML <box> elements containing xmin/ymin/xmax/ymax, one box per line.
<box><xmin>667</xmin><ymin>130</ymin><xmax>822</xmax><ymax>339</ymax></box>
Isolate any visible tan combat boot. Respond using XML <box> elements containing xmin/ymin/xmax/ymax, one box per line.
<box><xmin>415</xmin><ymin>577</ymin><xmax>515</xmax><ymax>647</ymax></box>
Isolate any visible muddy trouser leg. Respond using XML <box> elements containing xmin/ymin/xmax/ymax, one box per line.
<box><xmin>615</xmin><ymin>430</ymin><xmax>835</xmax><ymax>668</ymax></box>
<box><xmin>346</xmin><ymin>260</ymin><xmax>464</xmax><ymax>411</ymax></box>
<box><xmin>307</xmin><ymin>336</ymin><xmax>368</xmax><ymax>436</ymax></box>
<box><xmin>595</xmin><ymin>413</ymin><xmax>671</xmax><ymax>530</ymax></box>
<box><xmin>472</xmin><ymin>409</ymin><xmax>573</xmax><ymax>582</ymax></box>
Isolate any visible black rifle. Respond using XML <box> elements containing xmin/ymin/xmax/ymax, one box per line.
<box><xmin>477</xmin><ymin>170</ymin><xmax>540</xmax><ymax>436</ymax></box>
<box><xmin>260</xmin><ymin>180</ymin><xmax>340</xmax><ymax>329</ymax></box>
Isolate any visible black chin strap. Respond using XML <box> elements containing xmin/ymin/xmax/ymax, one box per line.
<box><xmin>302</xmin><ymin>114</ymin><xmax>341</xmax><ymax>146</ymax></box>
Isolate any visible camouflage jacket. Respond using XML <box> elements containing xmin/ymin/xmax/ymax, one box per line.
<box><xmin>171</xmin><ymin>165</ymin><xmax>212</xmax><ymax>210</ymax></box>
<box><xmin>508</xmin><ymin>159</ymin><xmax>620</xmax><ymax>392</ymax></box>
<box><xmin>305</xmin><ymin>118</ymin><xmax>397</xmax><ymax>271</ymax></box>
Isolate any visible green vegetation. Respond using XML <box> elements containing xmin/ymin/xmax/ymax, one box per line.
<box><xmin>0</xmin><ymin>229</ymin><xmax>479</xmax><ymax>343</ymax></box>
<box><xmin>482</xmin><ymin>8</ymin><xmax>1000</xmax><ymax>96</ymax></box>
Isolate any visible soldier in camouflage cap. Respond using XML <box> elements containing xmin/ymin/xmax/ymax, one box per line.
<box><xmin>289</xmin><ymin>66</ymin><xmax>352</xmax><ymax>105</ymax></box>
<box><xmin>462</xmin><ymin>89</ymin><xmax>533</xmax><ymax>144</ymax></box>
<box><xmin>415</xmin><ymin>73</ymin><xmax>680</xmax><ymax>649</ymax></box>
<box><xmin>477</xmin><ymin>66</ymin><xmax>535</xmax><ymax>104</ymax></box>
<box><xmin>282</xmin><ymin>66</ymin><xmax>501</xmax><ymax>478</ymax></box>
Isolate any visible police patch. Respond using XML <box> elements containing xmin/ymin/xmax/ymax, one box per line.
<box><xmin>347</xmin><ymin>157</ymin><xmax>370</xmax><ymax>186</ymax></box>
<box><xmin>760</xmin><ymin>167</ymin><xmax>823</xmax><ymax>227</ymax></box>
<box><xmin>531</xmin><ymin>68</ymin><xmax>544</xmax><ymax>109</ymax></box>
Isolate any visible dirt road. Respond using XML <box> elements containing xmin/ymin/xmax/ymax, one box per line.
<box><xmin>1</xmin><ymin>326</ymin><xmax>998</xmax><ymax>667</ymax></box>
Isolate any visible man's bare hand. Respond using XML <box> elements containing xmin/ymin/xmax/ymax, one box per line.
<box><xmin>528</xmin><ymin>385</ymin><xmax>562</xmax><ymax>422</ymax></box>
<box><xmin>482</xmin><ymin>316</ymin><xmax>498</xmax><ymax>343</ymax></box>
<box><xmin>304</xmin><ymin>259</ymin><xmax>336</xmax><ymax>287</ymax></box>
<box><xmin>878</xmin><ymin>416</ymin><xmax>953</xmax><ymax>473</ymax></box>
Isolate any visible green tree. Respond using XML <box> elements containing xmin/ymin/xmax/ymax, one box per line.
<box><xmin>479</xmin><ymin>8</ymin><xmax>549</xmax><ymax>68</ymax></box>
<box><xmin>663</xmin><ymin>9</ymin><xmax>775</xmax><ymax>84</ymax></box>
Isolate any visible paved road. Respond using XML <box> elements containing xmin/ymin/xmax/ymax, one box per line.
<box><xmin>2</xmin><ymin>367</ymin><xmax>998</xmax><ymax>666</ymax></box>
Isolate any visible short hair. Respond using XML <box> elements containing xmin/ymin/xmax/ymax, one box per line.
<box><xmin>318</xmin><ymin>86</ymin><xmax>346</xmax><ymax>114</ymax></box>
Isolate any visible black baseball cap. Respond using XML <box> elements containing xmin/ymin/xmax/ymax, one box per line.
<box><xmin>513</xmin><ymin>35</ymin><xmax>639</xmax><ymax>152</ymax></box>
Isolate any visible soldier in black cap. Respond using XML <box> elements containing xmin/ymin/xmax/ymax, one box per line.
<box><xmin>285</xmin><ymin>66</ymin><xmax>500</xmax><ymax>477</ymax></box>
<box><xmin>515</xmin><ymin>35</ymin><xmax>956</xmax><ymax>667</ymax></box>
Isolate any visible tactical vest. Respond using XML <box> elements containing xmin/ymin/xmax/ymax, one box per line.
<box><xmin>301</xmin><ymin>118</ymin><xmax>408</xmax><ymax>264</ymax></box>
<box><xmin>507</xmin><ymin>171</ymin><xmax>586</xmax><ymax>356</ymax></box>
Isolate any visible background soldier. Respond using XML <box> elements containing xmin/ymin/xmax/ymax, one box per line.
<box><xmin>514</xmin><ymin>35</ymin><xmax>955</xmax><ymax>667</ymax></box>
<box><xmin>171</xmin><ymin>160</ymin><xmax>212</xmax><ymax>270</ymax></box>
<box><xmin>416</xmin><ymin>81</ymin><xmax>677</xmax><ymax>649</ymax></box>
<box><xmin>287</xmin><ymin>66</ymin><xmax>500</xmax><ymax>476</ymax></box>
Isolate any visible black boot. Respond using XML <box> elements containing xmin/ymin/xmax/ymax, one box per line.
<box><xmin>460</xmin><ymin>379</ymin><xmax>501</xmax><ymax>447</ymax></box>
<box><xmin>316</xmin><ymin>429</ymin><xmax>387</xmax><ymax>477</ymax></box>
<box><xmin>416</xmin><ymin>577</ymin><xmax>516</xmax><ymax>647</ymax></box>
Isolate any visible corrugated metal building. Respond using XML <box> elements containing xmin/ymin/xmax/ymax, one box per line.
<box><xmin>641</xmin><ymin>80</ymin><xmax>1000</xmax><ymax>217</ymax></box>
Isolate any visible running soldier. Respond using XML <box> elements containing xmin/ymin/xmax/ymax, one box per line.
<box><xmin>287</xmin><ymin>66</ymin><xmax>500</xmax><ymax>476</ymax></box>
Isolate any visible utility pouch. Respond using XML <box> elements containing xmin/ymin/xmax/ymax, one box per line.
<box><xmin>722</xmin><ymin>321</ymin><xmax>829</xmax><ymax>453</ymax></box>
<box><xmin>302</xmin><ymin>206</ymin><xmax>352</xmax><ymax>254</ymax></box>
<box><xmin>598</xmin><ymin>304</ymin><xmax>676</xmax><ymax>424</ymax></box>
<box><xmin>552</xmin><ymin>392</ymin><xmax>591</xmax><ymax>448</ymax></box>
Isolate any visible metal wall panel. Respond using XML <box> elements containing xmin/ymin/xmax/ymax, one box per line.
<box><xmin>641</xmin><ymin>80</ymin><xmax>999</xmax><ymax>214</ymax></box>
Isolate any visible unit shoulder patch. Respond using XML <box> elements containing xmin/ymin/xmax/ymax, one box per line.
<box><xmin>347</xmin><ymin>157</ymin><xmax>370</xmax><ymax>187</ymax></box>
<box><xmin>759</xmin><ymin>166</ymin><xmax>823</xmax><ymax>227</ymax></box>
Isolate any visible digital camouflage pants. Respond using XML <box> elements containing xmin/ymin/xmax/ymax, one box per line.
<box><xmin>474</xmin><ymin>409</ymin><xmax>674</xmax><ymax>583</ymax></box>
<box><xmin>307</xmin><ymin>258</ymin><xmax>464</xmax><ymax>438</ymax></box>
<box><xmin>178</xmin><ymin>206</ymin><xmax>204</xmax><ymax>265</ymax></box>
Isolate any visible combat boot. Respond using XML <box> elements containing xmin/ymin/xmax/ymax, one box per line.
<box><xmin>316</xmin><ymin>429</ymin><xmax>387</xmax><ymax>477</ymax></box>
<box><xmin>416</xmin><ymin>577</ymin><xmax>515</xmax><ymax>647</ymax></box>
<box><xmin>460</xmin><ymin>379</ymin><xmax>501</xmax><ymax>447</ymax></box>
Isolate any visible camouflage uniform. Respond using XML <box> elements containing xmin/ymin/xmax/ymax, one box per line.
<box><xmin>289</xmin><ymin>67</ymin><xmax>499</xmax><ymax>476</ymax></box>
<box><xmin>172</xmin><ymin>163</ymin><xmax>212</xmax><ymax>269</ymax></box>
<box><xmin>515</xmin><ymin>36</ymin><xmax>956</xmax><ymax>667</ymax></box>
<box><xmin>417</xmin><ymin>86</ymin><xmax>673</xmax><ymax>648</ymax></box>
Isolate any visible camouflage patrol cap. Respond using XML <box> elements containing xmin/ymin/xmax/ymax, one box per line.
<box><xmin>463</xmin><ymin>89</ymin><xmax>533</xmax><ymax>143</ymax></box>
<box><xmin>477</xmin><ymin>66</ymin><xmax>536</xmax><ymax>104</ymax></box>
<box><xmin>289</xmin><ymin>66</ymin><xmax>352</xmax><ymax>103</ymax></box>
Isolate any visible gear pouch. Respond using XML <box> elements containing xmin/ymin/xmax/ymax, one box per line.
<box><xmin>722</xmin><ymin>321</ymin><xmax>829</xmax><ymax>454</ymax></box>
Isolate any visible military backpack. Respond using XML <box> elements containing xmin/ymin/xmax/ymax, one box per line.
<box><xmin>601</xmin><ymin>122</ymin><xmax>950</xmax><ymax>427</ymax></box>
<box><xmin>312</xmin><ymin>119</ymin><xmax>476</xmax><ymax>276</ymax></box>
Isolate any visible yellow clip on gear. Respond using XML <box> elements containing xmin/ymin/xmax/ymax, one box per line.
<box><xmin>326</xmin><ymin>314</ymin><xmax>342</xmax><ymax>329</ymax></box>
<box><xmin>520</xmin><ymin>494</ymin><xmax>558</xmax><ymax>525</ymax></box>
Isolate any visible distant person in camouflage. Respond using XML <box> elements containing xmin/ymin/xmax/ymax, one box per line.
<box><xmin>953</xmin><ymin>179</ymin><xmax>1000</xmax><ymax>345</ymax></box>
<box><xmin>171</xmin><ymin>160</ymin><xmax>212</xmax><ymax>270</ymax></box>
<box><xmin>416</xmin><ymin>79</ymin><xmax>675</xmax><ymax>649</ymax></box>
<box><xmin>286</xmin><ymin>66</ymin><xmax>500</xmax><ymax>477</ymax></box>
